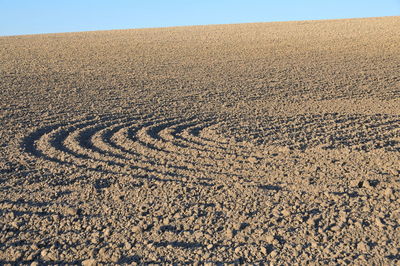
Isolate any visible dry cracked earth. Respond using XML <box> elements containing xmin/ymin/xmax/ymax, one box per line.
<box><xmin>1</xmin><ymin>17</ymin><xmax>400</xmax><ymax>265</ymax></box>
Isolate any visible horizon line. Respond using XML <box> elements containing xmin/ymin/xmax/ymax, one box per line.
<box><xmin>1</xmin><ymin>15</ymin><xmax>398</xmax><ymax>38</ymax></box>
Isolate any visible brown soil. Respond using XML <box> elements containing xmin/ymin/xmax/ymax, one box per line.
<box><xmin>0</xmin><ymin>16</ymin><xmax>399</xmax><ymax>264</ymax></box>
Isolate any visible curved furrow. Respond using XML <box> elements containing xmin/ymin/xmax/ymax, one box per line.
<box><xmin>138</xmin><ymin>116</ymin><xmax>253</xmax><ymax>160</ymax></box>
<box><xmin>159</xmin><ymin>121</ymin><xmax>260</xmax><ymax>168</ymax></box>
<box><xmin>85</xmin><ymin>117</ymin><xmax>250</xmax><ymax>181</ymax></box>
<box><xmin>22</xmin><ymin>117</ymin><xmax>140</xmax><ymax>176</ymax></box>
<box><xmin>181</xmin><ymin>122</ymin><xmax>257</xmax><ymax>158</ymax></box>
<box><xmin>91</xmin><ymin>119</ymin><xmax>223</xmax><ymax>179</ymax></box>
<box><xmin>22</xmin><ymin>117</ymin><xmax>190</xmax><ymax>183</ymax></box>
<box><xmin>62</xmin><ymin>122</ymin><xmax>130</xmax><ymax>170</ymax></box>
<box><xmin>151</xmin><ymin>120</ymin><xmax>231</xmax><ymax>160</ymax></box>
<box><xmin>124</xmin><ymin>119</ymin><xmax>260</xmax><ymax>179</ymax></box>
<box><xmin>23</xmin><ymin>120</ymin><xmax>225</xmax><ymax>186</ymax></box>
<box><xmin>84</xmin><ymin>117</ymin><xmax>244</xmax><ymax>181</ymax></box>
<box><xmin>107</xmin><ymin>118</ymin><xmax>200</xmax><ymax>165</ymax></box>
<box><xmin>117</xmin><ymin>120</ymin><xmax>225</xmax><ymax>170</ymax></box>
<box><xmin>64</xmin><ymin>119</ymin><xmax>218</xmax><ymax>180</ymax></box>
<box><xmin>128</xmin><ymin>120</ymin><xmax>235</xmax><ymax>165</ymax></box>
<box><xmin>167</xmin><ymin>120</ymin><xmax>244</xmax><ymax>155</ymax></box>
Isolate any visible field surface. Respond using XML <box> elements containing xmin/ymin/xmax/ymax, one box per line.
<box><xmin>1</xmin><ymin>16</ymin><xmax>400</xmax><ymax>264</ymax></box>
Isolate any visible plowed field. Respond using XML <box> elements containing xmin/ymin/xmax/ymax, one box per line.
<box><xmin>1</xmin><ymin>16</ymin><xmax>399</xmax><ymax>264</ymax></box>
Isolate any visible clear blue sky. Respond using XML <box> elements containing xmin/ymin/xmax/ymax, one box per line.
<box><xmin>1</xmin><ymin>0</ymin><xmax>399</xmax><ymax>36</ymax></box>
